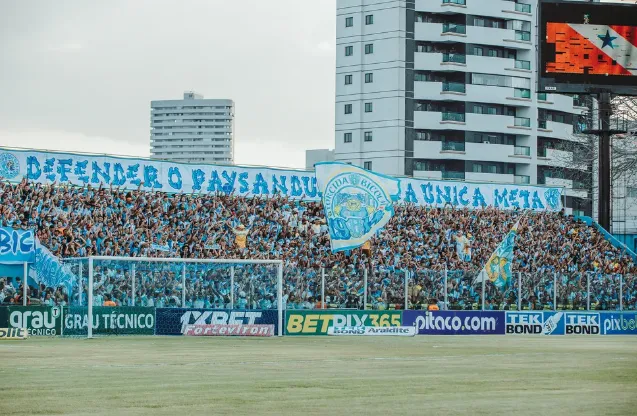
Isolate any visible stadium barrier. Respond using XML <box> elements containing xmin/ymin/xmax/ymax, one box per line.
<box><xmin>1</xmin><ymin>307</ymin><xmax>636</xmax><ymax>336</ymax></box>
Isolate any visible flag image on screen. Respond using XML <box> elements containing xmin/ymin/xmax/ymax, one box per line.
<box><xmin>545</xmin><ymin>23</ymin><xmax>637</xmax><ymax>76</ymax></box>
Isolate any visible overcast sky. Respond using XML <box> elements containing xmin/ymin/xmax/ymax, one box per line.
<box><xmin>0</xmin><ymin>0</ymin><xmax>336</xmax><ymax>168</ymax></box>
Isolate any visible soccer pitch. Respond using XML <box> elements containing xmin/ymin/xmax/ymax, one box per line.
<box><xmin>1</xmin><ymin>336</ymin><xmax>636</xmax><ymax>416</ymax></box>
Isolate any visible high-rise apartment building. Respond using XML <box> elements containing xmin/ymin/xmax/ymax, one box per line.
<box><xmin>333</xmin><ymin>0</ymin><xmax>592</xmax><ymax>215</ymax></box>
<box><xmin>151</xmin><ymin>92</ymin><xmax>234</xmax><ymax>164</ymax></box>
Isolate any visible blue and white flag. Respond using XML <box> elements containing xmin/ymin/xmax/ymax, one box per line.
<box><xmin>474</xmin><ymin>220</ymin><xmax>519</xmax><ymax>290</ymax></box>
<box><xmin>315</xmin><ymin>162</ymin><xmax>400</xmax><ymax>253</ymax></box>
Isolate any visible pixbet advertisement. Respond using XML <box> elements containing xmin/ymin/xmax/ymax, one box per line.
<box><xmin>600</xmin><ymin>313</ymin><xmax>637</xmax><ymax>335</ymax></box>
<box><xmin>402</xmin><ymin>310</ymin><xmax>505</xmax><ymax>335</ymax></box>
<box><xmin>156</xmin><ymin>309</ymin><xmax>278</xmax><ymax>336</ymax></box>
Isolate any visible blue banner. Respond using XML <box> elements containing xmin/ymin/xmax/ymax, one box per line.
<box><xmin>0</xmin><ymin>147</ymin><xmax>563</xmax><ymax>211</ymax></box>
<box><xmin>402</xmin><ymin>310</ymin><xmax>505</xmax><ymax>335</ymax></box>
<box><xmin>505</xmin><ymin>311</ymin><xmax>603</xmax><ymax>335</ymax></box>
<box><xmin>0</xmin><ymin>227</ymin><xmax>35</xmax><ymax>264</ymax></box>
<box><xmin>600</xmin><ymin>312</ymin><xmax>637</xmax><ymax>335</ymax></box>
<box><xmin>155</xmin><ymin>308</ymin><xmax>279</xmax><ymax>336</ymax></box>
<box><xmin>29</xmin><ymin>241</ymin><xmax>75</xmax><ymax>293</ymax></box>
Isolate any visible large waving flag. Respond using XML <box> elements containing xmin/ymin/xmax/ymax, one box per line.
<box><xmin>315</xmin><ymin>162</ymin><xmax>400</xmax><ymax>253</ymax></box>
<box><xmin>474</xmin><ymin>220</ymin><xmax>519</xmax><ymax>290</ymax></box>
<box><xmin>546</xmin><ymin>23</ymin><xmax>637</xmax><ymax>76</ymax></box>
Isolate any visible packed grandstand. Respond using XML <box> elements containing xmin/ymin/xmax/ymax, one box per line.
<box><xmin>0</xmin><ymin>178</ymin><xmax>635</xmax><ymax>311</ymax></box>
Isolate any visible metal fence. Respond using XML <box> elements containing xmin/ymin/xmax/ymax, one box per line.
<box><xmin>57</xmin><ymin>259</ymin><xmax>636</xmax><ymax>312</ymax></box>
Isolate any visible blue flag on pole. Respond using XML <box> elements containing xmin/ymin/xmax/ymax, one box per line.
<box><xmin>475</xmin><ymin>220</ymin><xmax>519</xmax><ymax>290</ymax></box>
<box><xmin>315</xmin><ymin>162</ymin><xmax>400</xmax><ymax>253</ymax></box>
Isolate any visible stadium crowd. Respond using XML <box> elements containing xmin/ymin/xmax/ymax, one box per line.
<box><xmin>1</xmin><ymin>178</ymin><xmax>635</xmax><ymax>310</ymax></box>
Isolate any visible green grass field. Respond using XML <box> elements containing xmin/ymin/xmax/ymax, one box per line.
<box><xmin>1</xmin><ymin>336</ymin><xmax>636</xmax><ymax>416</ymax></box>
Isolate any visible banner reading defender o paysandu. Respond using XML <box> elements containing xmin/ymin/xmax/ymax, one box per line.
<box><xmin>285</xmin><ymin>310</ymin><xmax>402</xmax><ymax>335</ymax></box>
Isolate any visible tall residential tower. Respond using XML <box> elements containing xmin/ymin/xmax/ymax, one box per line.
<box><xmin>333</xmin><ymin>0</ymin><xmax>591</xmax><ymax>215</ymax></box>
<box><xmin>151</xmin><ymin>92</ymin><xmax>234</xmax><ymax>164</ymax></box>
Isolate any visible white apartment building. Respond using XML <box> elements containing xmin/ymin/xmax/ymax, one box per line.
<box><xmin>333</xmin><ymin>0</ymin><xmax>592</xmax><ymax>215</ymax></box>
<box><xmin>151</xmin><ymin>92</ymin><xmax>234</xmax><ymax>164</ymax></box>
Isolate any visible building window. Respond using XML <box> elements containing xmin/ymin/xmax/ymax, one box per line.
<box><xmin>345</xmin><ymin>104</ymin><xmax>353</xmax><ymax>114</ymax></box>
<box><xmin>346</xmin><ymin>17</ymin><xmax>353</xmax><ymax>27</ymax></box>
<box><xmin>365</xmin><ymin>73</ymin><xmax>373</xmax><ymax>83</ymax></box>
<box><xmin>628</xmin><ymin>187</ymin><xmax>637</xmax><ymax>198</ymax></box>
<box><xmin>345</xmin><ymin>46</ymin><xmax>353</xmax><ymax>56</ymax></box>
<box><xmin>345</xmin><ymin>74</ymin><xmax>353</xmax><ymax>85</ymax></box>
<box><xmin>365</xmin><ymin>14</ymin><xmax>374</xmax><ymax>25</ymax></box>
<box><xmin>344</xmin><ymin>132</ymin><xmax>352</xmax><ymax>143</ymax></box>
<box><xmin>365</xmin><ymin>44</ymin><xmax>374</xmax><ymax>54</ymax></box>
<box><xmin>364</xmin><ymin>161</ymin><xmax>372</xmax><ymax>170</ymax></box>
<box><xmin>365</xmin><ymin>102</ymin><xmax>373</xmax><ymax>113</ymax></box>
<box><xmin>364</xmin><ymin>131</ymin><xmax>373</xmax><ymax>142</ymax></box>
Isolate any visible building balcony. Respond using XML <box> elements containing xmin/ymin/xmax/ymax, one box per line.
<box><xmin>413</xmin><ymin>169</ymin><xmax>443</xmax><ymax>180</ymax></box>
<box><xmin>537</xmin><ymin>120</ymin><xmax>575</xmax><ymax>139</ymax></box>
<box><xmin>413</xmin><ymin>140</ymin><xmax>532</xmax><ymax>164</ymax></box>
<box><xmin>442</xmin><ymin>170</ymin><xmax>466</xmax><ymax>180</ymax></box>
<box><xmin>443</xmin><ymin>53</ymin><xmax>466</xmax><ymax>64</ymax></box>
<box><xmin>416</xmin><ymin>0</ymin><xmax>530</xmax><ymax>20</ymax></box>
<box><xmin>514</xmin><ymin>175</ymin><xmax>530</xmax><ymax>185</ymax></box>
<box><xmin>465</xmin><ymin>172</ymin><xmax>515</xmax><ymax>184</ymax></box>
<box><xmin>442</xmin><ymin>82</ymin><xmax>466</xmax><ymax>94</ymax></box>
<box><xmin>414</xmin><ymin>52</ymin><xmax>467</xmax><ymax>71</ymax></box>
<box><xmin>442</xmin><ymin>111</ymin><xmax>466</xmax><ymax>122</ymax></box>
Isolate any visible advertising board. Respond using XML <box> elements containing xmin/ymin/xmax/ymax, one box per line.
<box><xmin>327</xmin><ymin>326</ymin><xmax>416</xmax><ymax>336</ymax></box>
<box><xmin>402</xmin><ymin>310</ymin><xmax>505</xmax><ymax>335</ymax></box>
<box><xmin>0</xmin><ymin>328</ymin><xmax>27</xmax><ymax>339</ymax></box>
<box><xmin>63</xmin><ymin>307</ymin><xmax>155</xmax><ymax>336</ymax></box>
<box><xmin>600</xmin><ymin>312</ymin><xmax>637</xmax><ymax>335</ymax></box>
<box><xmin>285</xmin><ymin>310</ymin><xmax>402</xmax><ymax>335</ymax></box>
<box><xmin>505</xmin><ymin>312</ymin><xmax>601</xmax><ymax>335</ymax></box>
<box><xmin>183</xmin><ymin>324</ymin><xmax>274</xmax><ymax>337</ymax></box>
<box><xmin>538</xmin><ymin>0</ymin><xmax>637</xmax><ymax>95</ymax></box>
<box><xmin>155</xmin><ymin>309</ymin><xmax>278</xmax><ymax>336</ymax></box>
<box><xmin>7</xmin><ymin>306</ymin><xmax>62</xmax><ymax>336</ymax></box>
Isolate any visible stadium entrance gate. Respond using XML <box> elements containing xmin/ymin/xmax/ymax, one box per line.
<box><xmin>62</xmin><ymin>257</ymin><xmax>284</xmax><ymax>338</ymax></box>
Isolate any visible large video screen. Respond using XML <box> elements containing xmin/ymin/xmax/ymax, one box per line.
<box><xmin>538</xmin><ymin>0</ymin><xmax>637</xmax><ymax>95</ymax></box>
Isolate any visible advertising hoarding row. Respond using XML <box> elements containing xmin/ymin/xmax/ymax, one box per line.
<box><xmin>1</xmin><ymin>307</ymin><xmax>636</xmax><ymax>336</ymax></box>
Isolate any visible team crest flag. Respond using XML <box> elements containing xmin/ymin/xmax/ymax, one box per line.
<box><xmin>474</xmin><ymin>220</ymin><xmax>519</xmax><ymax>290</ymax></box>
<box><xmin>546</xmin><ymin>23</ymin><xmax>637</xmax><ymax>76</ymax></box>
<box><xmin>315</xmin><ymin>162</ymin><xmax>400</xmax><ymax>253</ymax></box>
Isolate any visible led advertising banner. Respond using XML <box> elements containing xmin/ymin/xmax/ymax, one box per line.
<box><xmin>539</xmin><ymin>0</ymin><xmax>637</xmax><ymax>95</ymax></box>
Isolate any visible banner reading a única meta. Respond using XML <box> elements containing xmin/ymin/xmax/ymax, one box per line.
<box><xmin>0</xmin><ymin>227</ymin><xmax>35</xmax><ymax>264</ymax></box>
<box><xmin>0</xmin><ymin>147</ymin><xmax>562</xmax><ymax>211</ymax></box>
<box><xmin>315</xmin><ymin>162</ymin><xmax>401</xmax><ymax>252</ymax></box>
